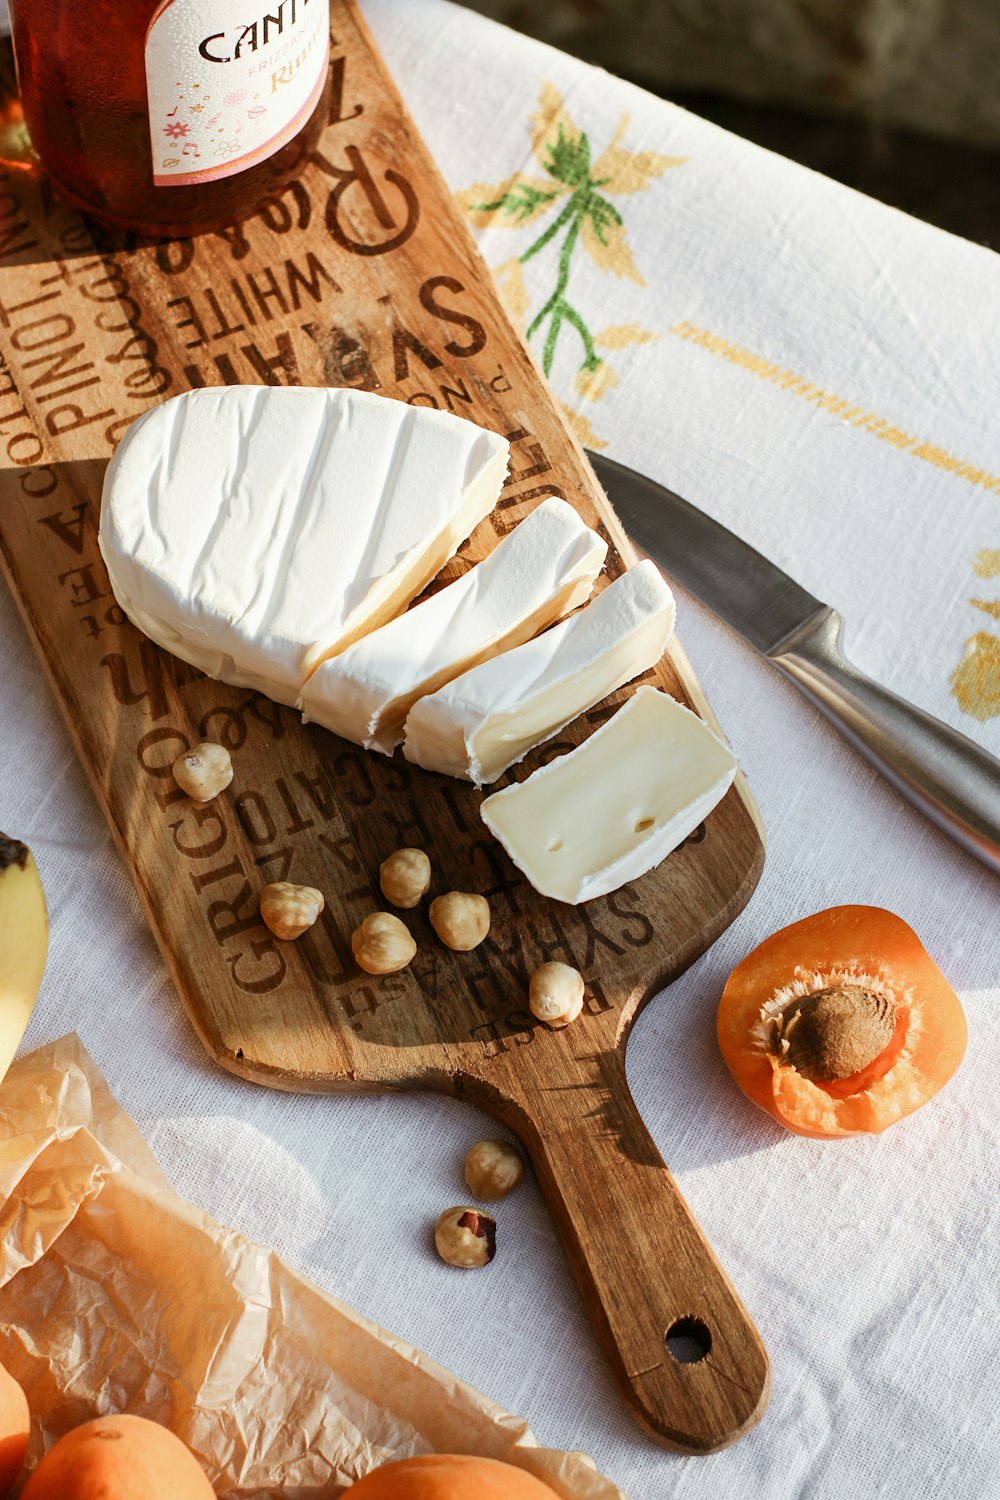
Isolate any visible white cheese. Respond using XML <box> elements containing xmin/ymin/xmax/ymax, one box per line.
<box><xmin>403</xmin><ymin>559</ymin><xmax>675</xmax><ymax>784</ymax></box>
<box><xmin>300</xmin><ymin>497</ymin><xmax>607</xmax><ymax>754</ymax></box>
<box><xmin>480</xmin><ymin>686</ymin><xmax>738</xmax><ymax>904</ymax></box>
<box><xmin>98</xmin><ymin>386</ymin><xmax>509</xmax><ymax>706</ymax></box>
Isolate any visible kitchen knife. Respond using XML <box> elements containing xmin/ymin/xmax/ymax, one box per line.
<box><xmin>588</xmin><ymin>450</ymin><xmax>1000</xmax><ymax>877</ymax></box>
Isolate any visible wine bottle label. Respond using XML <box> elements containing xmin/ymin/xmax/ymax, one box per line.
<box><xmin>145</xmin><ymin>0</ymin><xmax>330</xmax><ymax>187</ymax></box>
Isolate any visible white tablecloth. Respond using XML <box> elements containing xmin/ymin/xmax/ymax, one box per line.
<box><xmin>3</xmin><ymin>3</ymin><xmax>999</xmax><ymax>1497</ymax></box>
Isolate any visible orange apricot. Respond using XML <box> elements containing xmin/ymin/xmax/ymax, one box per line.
<box><xmin>20</xmin><ymin>1414</ymin><xmax>214</xmax><ymax>1500</ymax></box>
<box><xmin>348</xmin><ymin>1453</ymin><xmax>556</xmax><ymax>1498</ymax></box>
<box><xmin>0</xmin><ymin>1360</ymin><xmax>29</xmax><ymax>1497</ymax></box>
<box><xmin>716</xmin><ymin>906</ymin><xmax>967</xmax><ymax>1138</ymax></box>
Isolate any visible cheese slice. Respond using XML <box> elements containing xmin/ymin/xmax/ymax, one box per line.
<box><xmin>300</xmin><ymin>498</ymin><xmax>607</xmax><ymax>754</ymax></box>
<box><xmin>403</xmin><ymin>560</ymin><xmax>675</xmax><ymax>784</ymax></box>
<box><xmin>480</xmin><ymin>686</ymin><xmax>738</xmax><ymax>904</ymax></box>
<box><xmin>98</xmin><ymin>386</ymin><xmax>509</xmax><ymax>706</ymax></box>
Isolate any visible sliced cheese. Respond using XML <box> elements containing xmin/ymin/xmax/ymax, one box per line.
<box><xmin>403</xmin><ymin>559</ymin><xmax>675</xmax><ymax>784</ymax></box>
<box><xmin>300</xmin><ymin>498</ymin><xmax>607</xmax><ymax>754</ymax></box>
<box><xmin>480</xmin><ymin>686</ymin><xmax>737</xmax><ymax>904</ymax></box>
<box><xmin>98</xmin><ymin>386</ymin><xmax>509</xmax><ymax>706</ymax></box>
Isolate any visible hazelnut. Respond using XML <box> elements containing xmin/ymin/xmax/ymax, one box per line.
<box><xmin>380</xmin><ymin>847</ymin><xmax>431</xmax><ymax>908</ymax></box>
<box><xmin>351</xmin><ymin>911</ymin><xmax>417</xmax><ymax>975</ymax></box>
<box><xmin>172</xmin><ymin>741</ymin><xmax>233</xmax><ymax>802</ymax></box>
<box><xmin>259</xmin><ymin>882</ymin><xmax>324</xmax><ymax>941</ymax></box>
<box><xmin>429</xmin><ymin>891</ymin><xmax>490</xmax><ymax>952</ymax></box>
<box><xmin>434</xmin><ymin>1206</ymin><xmax>496</xmax><ymax>1268</ymax></box>
<box><xmin>529</xmin><ymin>961</ymin><xmax>585</xmax><ymax>1029</ymax></box>
<box><xmin>464</xmin><ymin>1139</ymin><xmax>524</xmax><ymax>1201</ymax></box>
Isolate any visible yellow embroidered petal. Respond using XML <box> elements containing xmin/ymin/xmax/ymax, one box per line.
<box><xmin>971</xmin><ymin>597</ymin><xmax>1000</xmax><ymax>621</ymax></box>
<box><xmin>581</xmin><ymin>212</ymin><xmax>645</xmax><ymax>284</ymax></box>
<box><xmin>972</xmin><ymin>548</ymin><xmax>1000</xmax><ymax>579</ymax></box>
<box><xmin>455</xmin><ymin>181</ymin><xmax>512</xmax><ymax>229</ymax></box>
<box><xmin>597</xmin><ymin>148</ymin><xmax>688</xmax><ymax>195</ymax></box>
<box><xmin>559</xmin><ymin>402</ymin><xmax>608</xmax><ymax>450</ymax></box>
<box><xmin>950</xmin><ymin>632</ymin><xmax>1000</xmax><ymax>720</ymax></box>
<box><xmin>594</xmin><ymin>323</ymin><xmax>660</xmax><ymax>349</ymax></box>
<box><xmin>493</xmin><ymin>257</ymin><xmax>531</xmax><ymax>328</ymax></box>
<box><xmin>590</xmin><ymin>111</ymin><xmax>629</xmax><ymax>163</ymax></box>
<box><xmin>530</xmin><ymin>81</ymin><xmax>581</xmax><ymax>173</ymax></box>
<box><xmin>574</xmin><ymin>361</ymin><xmax>620</xmax><ymax>402</ymax></box>
<box><xmin>591</xmin><ymin>112</ymin><xmax>687</xmax><ymax>194</ymax></box>
<box><xmin>456</xmin><ymin>176</ymin><xmax>566</xmax><ymax>228</ymax></box>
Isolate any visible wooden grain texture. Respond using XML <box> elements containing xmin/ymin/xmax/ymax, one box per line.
<box><xmin>0</xmin><ymin>2</ymin><xmax>768</xmax><ymax>1452</ymax></box>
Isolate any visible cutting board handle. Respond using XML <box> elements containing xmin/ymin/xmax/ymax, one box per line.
<box><xmin>516</xmin><ymin>1047</ymin><xmax>770</xmax><ymax>1452</ymax></box>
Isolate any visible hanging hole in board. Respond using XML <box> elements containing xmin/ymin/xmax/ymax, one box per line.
<box><xmin>634</xmin><ymin>816</ymin><xmax>655</xmax><ymax>833</ymax></box>
<box><xmin>547</xmin><ymin>838</ymin><xmax>564</xmax><ymax>852</ymax></box>
<box><xmin>665</xmin><ymin>1316</ymin><xmax>711</xmax><ymax>1364</ymax></box>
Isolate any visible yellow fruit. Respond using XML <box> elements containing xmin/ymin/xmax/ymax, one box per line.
<box><xmin>0</xmin><ymin>835</ymin><xmax>48</xmax><ymax>1083</ymax></box>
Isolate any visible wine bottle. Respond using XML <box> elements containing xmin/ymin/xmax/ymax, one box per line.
<box><xmin>7</xmin><ymin>0</ymin><xmax>331</xmax><ymax>236</ymax></box>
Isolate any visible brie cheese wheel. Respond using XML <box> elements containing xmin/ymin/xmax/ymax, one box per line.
<box><xmin>403</xmin><ymin>559</ymin><xmax>675</xmax><ymax>784</ymax></box>
<box><xmin>300</xmin><ymin>497</ymin><xmax>608</xmax><ymax>754</ymax></box>
<box><xmin>480</xmin><ymin>686</ymin><xmax>738</xmax><ymax>904</ymax></box>
<box><xmin>98</xmin><ymin>386</ymin><xmax>509</xmax><ymax>706</ymax></box>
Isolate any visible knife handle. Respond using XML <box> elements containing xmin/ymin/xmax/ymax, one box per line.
<box><xmin>770</xmin><ymin>608</ymin><xmax>1000</xmax><ymax>875</ymax></box>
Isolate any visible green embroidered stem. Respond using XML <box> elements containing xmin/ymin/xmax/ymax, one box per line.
<box><xmin>518</xmin><ymin>197</ymin><xmax>577</xmax><ymax>265</ymax></box>
<box><xmin>525</xmin><ymin>286</ymin><xmax>560</xmax><ymax>343</ymax></box>
<box><xmin>542</xmin><ymin>306</ymin><xmax>565</xmax><ymax>376</ymax></box>
<box><xmin>516</xmin><ymin>180</ymin><xmax>606</xmax><ymax>377</ymax></box>
<box><xmin>559</xmin><ymin>300</ymin><xmax>598</xmax><ymax>368</ymax></box>
<box><xmin>527</xmin><ymin>207</ymin><xmax>579</xmax><ymax>343</ymax></box>
<box><xmin>541</xmin><ymin>212</ymin><xmax>582</xmax><ymax>376</ymax></box>
<box><xmin>470</xmin><ymin>183</ymin><xmax>561</xmax><ymax>222</ymax></box>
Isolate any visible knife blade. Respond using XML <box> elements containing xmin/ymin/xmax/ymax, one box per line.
<box><xmin>587</xmin><ymin>450</ymin><xmax>1000</xmax><ymax>877</ymax></box>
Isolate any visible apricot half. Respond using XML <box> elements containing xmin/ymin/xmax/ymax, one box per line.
<box><xmin>20</xmin><ymin>1414</ymin><xmax>214</xmax><ymax>1500</ymax></box>
<box><xmin>717</xmin><ymin>906</ymin><xmax>967</xmax><ymax>1138</ymax></box>
<box><xmin>348</xmin><ymin>1453</ymin><xmax>556</xmax><ymax>1498</ymax></box>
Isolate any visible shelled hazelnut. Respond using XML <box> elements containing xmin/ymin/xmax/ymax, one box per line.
<box><xmin>172</xmin><ymin>741</ymin><xmax>233</xmax><ymax>802</ymax></box>
<box><xmin>464</xmin><ymin>1139</ymin><xmax>524</xmax><ymax>1202</ymax></box>
<box><xmin>379</xmin><ymin>847</ymin><xmax>431</xmax><ymax>909</ymax></box>
<box><xmin>351</xmin><ymin>912</ymin><xmax>417</xmax><ymax>975</ymax></box>
<box><xmin>259</xmin><ymin>882</ymin><xmax>324</xmax><ymax>941</ymax></box>
<box><xmin>434</xmin><ymin>1206</ymin><xmax>496</xmax><ymax>1268</ymax></box>
<box><xmin>529</xmin><ymin>962</ymin><xmax>585</xmax><ymax>1029</ymax></box>
<box><xmin>429</xmin><ymin>892</ymin><xmax>490</xmax><ymax>952</ymax></box>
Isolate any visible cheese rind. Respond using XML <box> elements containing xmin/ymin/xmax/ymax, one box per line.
<box><xmin>480</xmin><ymin>686</ymin><xmax>738</xmax><ymax>904</ymax></box>
<box><xmin>98</xmin><ymin>386</ymin><xmax>509</xmax><ymax>706</ymax></box>
<box><xmin>403</xmin><ymin>560</ymin><xmax>675</xmax><ymax>784</ymax></box>
<box><xmin>300</xmin><ymin>497</ymin><xmax>608</xmax><ymax>753</ymax></box>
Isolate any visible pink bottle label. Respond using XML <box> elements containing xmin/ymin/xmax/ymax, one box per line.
<box><xmin>145</xmin><ymin>0</ymin><xmax>329</xmax><ymax>187</ymax></box>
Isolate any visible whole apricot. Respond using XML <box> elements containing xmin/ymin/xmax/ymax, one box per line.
<box><xmin>21</xmin><ymin>1414</ymin><xmax>214</xmax><ymax>1500</ymax></box>
<box><xmin>348</xmin><ymin>1453</ymin><xmax>555</xmax><ymax>1498</ymax></box>
<box><xmin>0</xmin><ymin>1360</ymin><xmax>29</xmax><ymax>1496</ymax></box>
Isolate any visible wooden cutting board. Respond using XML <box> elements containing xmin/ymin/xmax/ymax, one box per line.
<box><xmin>0</xmin><ymin>1</ymin><xmax>768</xmax><ymax>1453</ymax></box>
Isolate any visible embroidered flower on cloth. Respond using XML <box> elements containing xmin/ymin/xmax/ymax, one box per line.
<box><xmin>458</xmin><ymin>83</ymin><xmax>684</xmax><ymax>447</ymax></box>
<box><xmin>951</xmin><ymin>549</ymin><xmax>1000</xmax><ymax>720</ymax></box>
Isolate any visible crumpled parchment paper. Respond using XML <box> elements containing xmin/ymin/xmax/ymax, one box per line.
<box><xmin>0</xmin><ymin>1035</ymin><xmax>626</xmax><ymax>1499</ymax></box>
